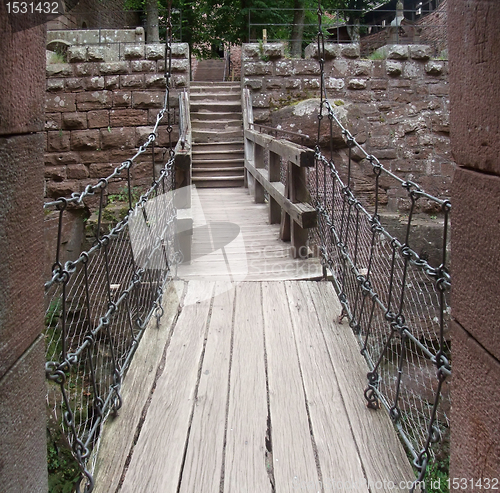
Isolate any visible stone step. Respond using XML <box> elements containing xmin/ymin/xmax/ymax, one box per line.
<box><xmin>190</xmin><ymin>92</ymin><xmax>241</xmax><ymax>102</ymax></box>
<box><xmin>192</xmin><ymin>166</ymin><xmax>245</xmax><ymax>178</ymax></box>
<box><xmin>192</xmin><ymin>129</ymin><xmax>244</xmax><ymax>143</ymax></box>
<box><xmin>191</xmin><ymin>120</ymin><xmax>242</xmax><ymax>131</ymax></box>
<box><xmin>190</xmin><ymin>82</ymin><xmax>240</xmax><ymax>92</ymax></box>
<box><xmin>192</xmin><ymin>158</ymin><xmax>244</xmax><ymax>168</ymax></box>
<box><xmin>192</xmin><ymin>175</ymin><xmax>245</xmax><ymax>188</ymax></box>
<box><xmin>193</xmin><ymin>59</ymin><xmax>226</xmax><ymax>82</ymax></box>
<box><xmin>191</xmin><ymin>101</ymin><xmax>242</xmax><ymax>113</ymax></box>
<box><xmin>191</xmin><ymin>111</ymin><xmax>242</xmax><ymax>122</ymax></box>
<box><xmin>192</xmin><ymin>141</ymin><xmax>243</xmax><ymax>151</ymax></box>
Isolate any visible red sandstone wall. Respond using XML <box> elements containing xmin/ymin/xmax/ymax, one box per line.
<box><xmin>449</xmin><ymin>0</ymin><xmax>500</xmax><ymax>481</ymax></box>
<box><xmin>44</xmin><ymin>43</ymin><xmax>189</xmax><ymax>203</ymax></box>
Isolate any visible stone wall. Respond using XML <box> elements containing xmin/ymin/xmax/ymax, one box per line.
<box><xmin>0</xmin><ymin>8</ymin><xmax>48</xmax><ymax>493</ymax></box>
<box><xmin>44</xmin><ymin>42</ymin><xmax>189</xmax><ymax>202</ymax></box>
<box><xmin>242</xmin><ymin>42</ymin><xmax>453</xmax><ymax>211</ymax></box>
<box><xmin>449</xmin><ymin>0</ymin><xmax>500</xmax><ymax>482</ymax></box>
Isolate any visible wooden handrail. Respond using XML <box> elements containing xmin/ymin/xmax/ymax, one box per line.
<box><xmin>242</xmin><ymin>88</ymin><xmax>317</xmax><ymax>259</ymax></box>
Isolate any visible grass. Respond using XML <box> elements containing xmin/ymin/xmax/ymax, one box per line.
<box><xmin>367</xmin><ymin>49</ymin><xmax>386</xmax><ymax>60</ymax></box>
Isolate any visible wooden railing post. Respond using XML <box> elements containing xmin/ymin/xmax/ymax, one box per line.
<box><xmin>289</xmin><ymin>164</ymin><xmax>310</xmax><ymax>259</ymax></box>
<box><xmin>254</xmin><ymin>143</ymin><xmax>265</xmax><ymax>203</ymax></box>
<box><xmin>269</xmin><ymin>151</ymin><xmax>281</xmax><ymax>224</ymax></box>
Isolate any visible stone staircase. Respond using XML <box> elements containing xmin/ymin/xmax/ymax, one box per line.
<box><xmin>190</xmin><ymin>82</ymin><xmax>244</xmax><ymax>188</ymax></box>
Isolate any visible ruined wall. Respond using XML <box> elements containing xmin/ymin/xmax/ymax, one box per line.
<box><xmin>449</xmin><ymin>0</ymin><xmax>500</xmax><ymax>482</ymax></box>
<box><xmin>242</xmin><ymin>42</ymin><xmax>453</xmax><ymax>211</ymax></box>
<box><xmin>44</xmin><ymin>42</ymin><xmax>189</xmax><ymax>202</ymax></box>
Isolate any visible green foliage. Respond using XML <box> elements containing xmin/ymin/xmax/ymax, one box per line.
<box><xmin>368</xmin><ymin>49</ymin><xmax>386</xmax><ymax>60</ymax></box>
<box><xmin>425</xmin><ymin>457</ymin><xmax>450</xmax><ymax>493</ymax></box>
<box><xmin>47</xmin><ymin>431</ymin><xmax>81</xmax><ymax>493</ymax></box>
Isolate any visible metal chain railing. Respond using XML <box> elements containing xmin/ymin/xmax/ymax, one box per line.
<box><xmin>312</xmin><ymin>3</ymin><xmax>451</xmax><ymax>490</ymax></box>
<box><xmin>44</xmin><ymin>6</ymin><xmax>180</xmax><ymax>491</ymax></box>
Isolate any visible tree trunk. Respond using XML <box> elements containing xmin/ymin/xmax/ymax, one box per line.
<box><xmin>290</xmin><ymin>0</ymin><xmax>305</xmax><ymax>57</ymax></box>
<box><xmin>346</xmin><ymin>17</ymin><xmax>360</xmax><ymax>42</ymax></box>
<box><xmin>146</xmin><ymin>0</ymin><xmax>160</xmax><ymax>43</ymax></box>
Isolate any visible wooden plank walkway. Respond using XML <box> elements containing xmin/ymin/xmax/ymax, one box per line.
<box><xmin>176</xmin><ymin>188</ymin><xmax>323</xmax><ymax>281</ymax></box>
<box><xmin>93</xmin><ymin>280</ymin><xmax>418</xmax><ymax>493</ymax></box>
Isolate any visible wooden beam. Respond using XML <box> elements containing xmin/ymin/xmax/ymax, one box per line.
<box><xmin>246</xmin><ymin>160</ymin><xmax>316</xmax><ymax>229</ymax></box>
<box><xmin>245</xmin><ymin>129</ymin><xmax>314</xmax><ymax>168</ymax></box>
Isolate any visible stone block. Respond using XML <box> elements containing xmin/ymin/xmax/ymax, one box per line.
<box><xmin>85</xmin><ymin>76</ymin><xmax>105</xmax><ymax>91</ymax></box>
<box><xmin>244</xmin><ymin>61</ymin><xmax>273</xmax><ymax>76</ymax></box>
<box><xmin>293</xmin><ymin>60</ymin><xmax>320</xmax><ymax>75</ymax></box>
<box><xmin>331</xmin><ymin>59</ymin><xmax>349</xmax><ymax>76</ymax></box>
<box><xmin>371</xmin><ymin>79</ymin><xmax>388</xmax><ymax>90</ymax></box>
<box><xmin>275</xmin><ymin>60</ymin><xmax>293</xmax><ymax>76</ymax></box>
<box><xmin>120</xmin><ymin>74</ymin><xmax>145</xmax><ymax>88</ymax></box>
<box><xmin>88</xmin><ymin>110</ymin><xmax>110</xmax><ymax>128</ymax></box>
<box><xmin>171</xmin><ymin>43</ymin><xmax>189</xmax><ymax>58</ymax></box>
<box><xmin>45</xmin><ymin>152</ymin><xmax>79</xmax><ymax>166</ymax></box>
<box><xmin>65</xmin><ymin>78</ymin><xmax>85</xmax><ymax>91</ymax></box>
<box><xmin>243</xmin><ymin>79</ymin><xmax>262</xmax><ymax>90</ymax></box>
<box><xmin>105</xmin><ymin>76</ymin><xmax>120</xmax><ymax>90</ymax></box>
<box><xmin>409</xmin><ymin>45</ymin><xmax>432</xmax><ymax>60</ymax></box>
<box><xmin>62</xmin><ymin>113</ymin><xmax>87</xmax><ymax>130</ymax></box>
<box><xmin>124</xmin><ymin>44</ymin><xmax>145</xmax><ymax>60</ymax></box>
<box><xmin>0</xmin><ymin>22</ymin><xmax>45</xmax><ymax>135</ymax></box>
<box><xmin>265</xmin><ymin>79</ymin><xmax>283</xmax><ymax>90</ymax></box>
<box><xmin>78</xmin><ymin>150</ymin><xmax>110</xmax><ymax>164</ymax></box>
<box><xmin>110</xmin><ymin>109</ymin><xmax>148</xmax><ymax>127</ymax></box>
<box><xmin>352</xmin><ymin>60</ymin><xmax>372</xmax><ymax>76</ymax></box>
<box><xmin>285</xmin><ymin>79</ymin><xmax>302</xmax><ymax>90</ymax></box>
<box><xmin>46</xmin><ymin>179</ymin><xmax>80</xmax><ymax>198</ymax></box>
<box><xmin>145</xmin><ymin>74</ymin><xmax>167</xmax><ymax>88</ymax></box>
<box><xmin>386</xmin><ymin>61</ymin><xmax>402</xmax><ymax>77</ymax></box>
<box><xmin>242</xmin><ymin>44</ymin><xmax>261</xmax><ymax>60</ymax></box>
<box><xmin>428</xmin><ymin>82</ymin><xmax>449</xmax><ymax>96</ymax></box>
<box><xmin>145</xmin><ymin>44</ymin><xmax>165</xmax><ymax>60</ymax></box>
<box><xmin>99</xmin><ymin>62</ymin><xmax>129</xmax><ymax>75</ymax></box>
<box><xmin>135</xmin><ymin>126</ymin><xmax>155</xmax><ymax>146</ymax></box>
<box><xmin>303</xmin><ymin>78</ymin><xmax>321</xmax><ymax>90</ymax></box>
<box><xmin>451</xmin><ymin>320</ymin><xmax>500</xmax><ymax>480</ymax></box>
<box><xmin>304</xmin><ymin>43</ymin><xmax>339</xmax><ymax>59</ymax></box>
<box><xmin>113</xmin><ymin>92</ymin><xmax>132</xmax><ymax>108</ymax></box>
<box><xmin>68</xmin><ymin>45</ymin><xmax>87</xmax><ymax>62</ymax></box>
<box><xmin>325</xmin><ymin>78</ymin><xmax>345</xmax><ymax>90</ymax></box>
<box><xmin>76</xmin><ymin>91</ymin><xmax>112</xmax><ymax>111</ymax></box>
<box><xmin>87</xmin><ymin>46</ymin><xmax>106</xmax><ymax>62</ymax></box>
<box><xmin>46</xmin><ymin>79</ymin><xmax>64</xmax><ymax>92</ymax></box>
<box><xmin>253</xmin><ymin>94</ymin><xmax>271</xmax><ymax>108</ymax></box>
<box><xmin>132</xmin><ymin>91</ymin><xmax>165</xmax><ymax>109</ymax></box>
<box><xmin>172</xmin><ymin>75</ymin><xmax>188</xmax><ymax>88</ymax></box>
<box><xmin>253</xmin><ymin>109</ymin><xmax>271</xmax><ymax>123</ymax></box>
<box><xmin>74</xmin><ymin>63</ymin><xmax>95</xmax><ymax>77</ymax></box>
<box><xmin>347</xmin><ymin>78</ymin><xmax>367</xmax><ymax>90</ymax></box>
<box><xmin>44</xmin><ymin>165</ymin><xmax>66</xmax><ymax>181</ymax></box>
<box><xmin>45</xmin><ymin>113</ymin><xmax>61</xmax><ymax>131</ymax></box>
<box><xmin>0</xmin><ymin>134</ymin><xmax>44</xmax><ymax>374</ymax></box>
<box><xmin>131</xmin><ymin>60</ymin><xmax>156</xmax><ymax>72</ymax></box>
<box><xmin>46</xmin><ymin>63</ymin><xmax>73</xmax><ymax>78</ymax></box>
<box><xmin>341</xmin><ymin>44</ymin><xmax>360</xmax><ymax>58</ymax></box>
<box><xmin>387</xmin><ymin>45</ymin><xmax>409</xmax><ymax>60</ymax></box>
<box><xmin>100</xmin><ymin>127</ymin><xmax>136</xmax><ymax>150</ymax></box>
<box><xmin>425</xmin><ymin>61</ymin><xmax>444</xmax><ymax>76</ymax></box>
<box><xmin>47</xmin><ymin>131</ymin><xmax>71</xmax><ymax>152</ymax></box>
<box><xmin>46</xmin><ymin>93</ymin><xmax>76</xmax><ymax>113</ymax></box>
<box><xmin>89</xmin><ymin>162</ymin><xmax>117</xmax><ymax>179</ymax></box>
<box><xmin>452</xmin><ymin>168</ymin><xmax>500</xmax><ymax>358</ymax></box>
<box><xmin>66</xmin><ymin>164</ymin><xmax>90</xmax><ymax>179</ymax></box>
<box><xmin>0</xmin><ymin>339</ymin><xmax>48</xmax><ymax>493</ymax></box>
<box><xmin>171</xmin><ymin>59</ymin><xmax>189</xmax><ymax>73</ymax></box>
<box><xmin>262</xmin><ymin>43</ymin><xmax>284</xmax><ymax>59</ymax></box>
<box><xmin>71</xmin><ymin>129</ymin><xmax>100</xmax><ymax>150</ymax></box>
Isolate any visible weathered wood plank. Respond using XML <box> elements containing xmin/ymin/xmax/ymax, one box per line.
<box><xmin>245</xmin><ymin>129</ymin><xmax>314</xmax><ymax>167</ymax></box>
<box><xmin>245</xmin><ymin>162</ymin><xmax>317</xmax><ymax>229</ymax></box>
<box><xmin>120</xmin><ymin>281</ymin><xmax>215</xmax><ymax>493</ymax></box>
<box><xmin>284</xmin><ymin>281</ymin><xmax>369</xmax><ymax>492</ymax></box>
<box><xmin>311</xmin><ymin>281</ymin><xmax>419</xmax><ymax>493</ymax></box>
<box><xmin>224</xmin><ymin>283</ymin><xmax>272</xmax><ymax>493</ymax></box>
<box><xmin>262</xmin><ymin>281</ymin><xmax>319</xmax><ymax>491</ymax></box>
<box><xmin>179</xmin><ymin>282</ymin><xmax>234</xmax><ymax>493</ymax></box>
<box><xmin>92</xmin><ymin>281</ymin><xmax>183</xmax><ymax>493</ymax></box>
